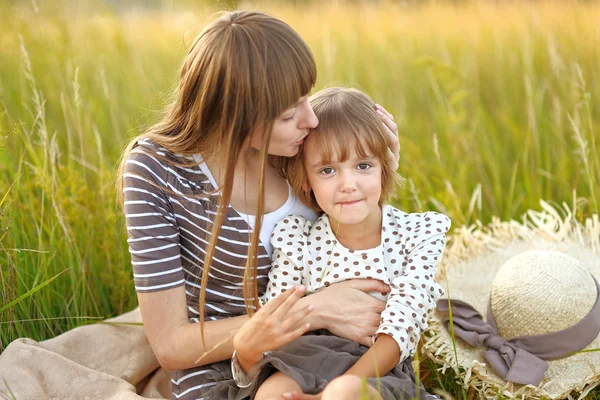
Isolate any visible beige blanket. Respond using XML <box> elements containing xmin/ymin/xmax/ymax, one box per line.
<box><xmin>0</xmin><ymin>308</ymin><xmax>172</xmax><ymax>399</ymax></box>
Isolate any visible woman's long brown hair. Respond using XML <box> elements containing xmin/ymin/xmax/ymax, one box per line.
<box><xmin>117</xmin><ymin>10</ymin><xmax>316</xmax><ymax>346</ymax></box>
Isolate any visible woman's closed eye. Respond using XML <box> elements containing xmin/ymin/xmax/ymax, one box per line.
<box><xmin>282</xmin><ymin>113</ymin><xmax>295</xmax><ymax>123</ymax></box>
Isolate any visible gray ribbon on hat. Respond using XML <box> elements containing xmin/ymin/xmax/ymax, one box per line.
<box><xmin>436</xmin><ymin>278</ymin><xmax>600</xmax><ymax>386</ymax></box>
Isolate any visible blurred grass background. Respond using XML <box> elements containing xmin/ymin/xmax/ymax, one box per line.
<box><xmin>1</xmin><ymin>0</ymin><xmax>599</xmax><ymax>397</ymax></box>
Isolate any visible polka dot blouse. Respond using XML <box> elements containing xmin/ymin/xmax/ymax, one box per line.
<box><xmin>260</xmin><ymin>205</ymin><xmax>451</xmax><ymax>363</ymax></box>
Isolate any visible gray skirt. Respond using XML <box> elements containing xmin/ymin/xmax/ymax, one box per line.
<box><xmin>197</xmin><ymin>331</ymin><xmax>438</xmax><ymax>400</ymax></box>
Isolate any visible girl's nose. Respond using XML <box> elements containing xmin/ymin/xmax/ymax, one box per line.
<box><xmin>339</xmin><ymin>173</ymin><xmax>357</xmax><ymax>192</ymax></box>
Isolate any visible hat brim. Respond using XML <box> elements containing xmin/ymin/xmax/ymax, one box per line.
<box><xmin>422</xmin><ymin>201</ymin><xmax>600</xmax><ymax>399</ymax></box>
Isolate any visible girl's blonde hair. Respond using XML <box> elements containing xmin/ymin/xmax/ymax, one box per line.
<box><xmin>288</xmin><ymin>87</ymin><xmax>403</xmax><ymax>212</ymax></box>
<box><xmin>117</xmin><ymin>11</ymin><xmax>316</xmax><ymax>344</ymax></box>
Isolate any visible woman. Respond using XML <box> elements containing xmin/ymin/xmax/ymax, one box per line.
<box><xmin>118</xmin><ymin>10</ymin><xmax>400</xmax><ymax>400</ymax></box>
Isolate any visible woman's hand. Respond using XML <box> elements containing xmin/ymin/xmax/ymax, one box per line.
<box><xmin>374</xmin><ymin>103</ymin><xmax>400</xmax><ymax>169</ymax></box>
<box><xmin>307</xmin><ymin>279</ymin><xmax>390</xmax><ymax>347</ymax></box>
<box><xmin>233</xmin><ymin>285</ymin><xmax>313</xmax><ymax>371</ymax></box>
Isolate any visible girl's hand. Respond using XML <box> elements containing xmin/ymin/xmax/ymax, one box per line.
<box><xmin>233</xmin><ymin>285</ymin><xmax>313</xmax><ymax>370</ymax></box>
<box><xmin>308</xmin><ymin>279</ymin><xmax>390</xmax><ymax>347</ymax></box>
<box><xmin>374</xmin><ymin>103</ymin><xmax>400</xmax><ymax>169</ymax></box>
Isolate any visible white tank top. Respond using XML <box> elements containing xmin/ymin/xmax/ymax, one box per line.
<box><xmin>195</xmin><ymin>155</ymin><xmax>317</xmax><ymax>257</ymax></box>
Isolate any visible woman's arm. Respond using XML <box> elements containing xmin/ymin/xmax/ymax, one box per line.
<box><xmin>303</xmin><ymin>279</ymin><xmax>389</xmax><ymax>347</ymax></box>
<box><xmin>234</xmin><ymin>279</ymin><xmax>391</xmax><ymax>373</ymax></box>
<box><xmin>138</xmin><ymin>285</ymin><xmax>248</xmax><ymax>371</ymax></box>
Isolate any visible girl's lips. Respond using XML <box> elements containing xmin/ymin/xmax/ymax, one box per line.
<box><xmin>338</xmin><ymin>199</ymin><xmax>362</xmax><ymax>206</ymax></box>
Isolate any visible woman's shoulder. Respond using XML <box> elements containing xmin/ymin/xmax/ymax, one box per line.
<box><xmin>384</xmin><ymin>205</ymin><xmax>451</xmax><ymax>234</ymax></box>
<box><xmin>124</xmin><ymin>138</ymin><xmax>204</xmax><ymax>190</ymax></box>
<box><xmin>124</xmin><ymin>138</ymin><xmax>173</xmax><ymax>178</ymax></box>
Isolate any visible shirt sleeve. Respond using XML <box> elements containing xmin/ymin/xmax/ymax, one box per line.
<box><xmin>376</xmin><ymin>211</ymin><xmax>451</xmax><ymax>363</ymax></box>
<box><xmin>123</xmin><ymin>147</ymin><xmax>185</xmax><ymax>292</ymax></box>
<box><xmin>259</xmin><ymin>215</ymin><xmax>311</xmax><ymax>306</ymax></box>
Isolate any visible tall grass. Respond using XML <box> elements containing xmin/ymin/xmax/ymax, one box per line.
<box><xmin>1</xmin><ymin>0</ymin><xmax>600</xmax><ymax>397</ymax></box>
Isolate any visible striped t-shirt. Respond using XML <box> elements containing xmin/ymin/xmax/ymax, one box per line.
<box><xmin>123</xmin><ymin>138</ymin><xmax>315</xmax><ymax>399</ymax></box>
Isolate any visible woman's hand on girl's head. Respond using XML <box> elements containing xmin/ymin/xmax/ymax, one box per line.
<box><xmin>233</xmin><ymin>285</ymin><xmax>313</xmax><ymax>369</ymax></box>
<box><xmin>374</xmin><ymin>104</ymin><xmax>400</xmax><ymax>169</ymax></box>
<box><xmin>306</xmin><ymin>279</ymin><xmax>390</xmax><ymax>348</ymax></box>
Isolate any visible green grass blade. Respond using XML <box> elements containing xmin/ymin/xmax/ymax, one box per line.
<box><xmin>0</xmin><ymin>268</ymin><xmax>69</xmax><ymax>314</ymax></box>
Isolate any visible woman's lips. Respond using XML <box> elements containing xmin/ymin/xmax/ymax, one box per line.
<box><xmin>295</xmin><ymin>132</ymin><xmax>309</xmax><ymax>145</ymax></box>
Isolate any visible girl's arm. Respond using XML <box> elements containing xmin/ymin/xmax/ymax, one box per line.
<box><xmin>375</xmin><ymin>211</ymin><xmax>451</xmax><ymax>364</ymax></box>
<box><xmin>259</xmin><ymin>216</ymin><xmax>310</xmax><ymax>307</ymax></box>
<box><xmin>343</xmin><ymin>334</ymin><xmax>400</xmax><ymax>378</ymax></box>
<box><xmin>343</xmin><ymin>212</ymin><xmax>452</xmax><ymax>378</ymax></box>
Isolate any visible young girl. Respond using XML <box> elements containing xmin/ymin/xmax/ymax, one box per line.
<box><xmin>233</xmin><ymin>87</ymin><xmax>450</xmax><ymax>400</ymax></box>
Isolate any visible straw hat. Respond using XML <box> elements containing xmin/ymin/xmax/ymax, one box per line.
<box><xmin>421</xmin><ymin>201</ymin><xmax>600</xmax><ymax>399</ymax></box>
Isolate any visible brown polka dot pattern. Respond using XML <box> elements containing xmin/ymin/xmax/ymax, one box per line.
<box><xmin>260</xmin><ymin>205</ymin><xmax>451</xmax><ymax>365</ymax></box>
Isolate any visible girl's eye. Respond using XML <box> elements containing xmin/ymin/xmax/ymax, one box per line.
<box><xmin>357</xmin><ymin>163</ymin><xmax>372</xmax><ymax>170</ymax></box>
<box><xmin>319</xmin><ymin>167</ymin><xmax>335</xmax><ymax>175</ymax></box>
<box><xmin>282</xmin><ymin>114</ymin><xmax>295</xmax><ymax>123</ymax></box>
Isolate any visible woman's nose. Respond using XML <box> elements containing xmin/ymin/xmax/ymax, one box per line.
<box><xmin>299</xmin><ymin>103</ymin><xmax>319</xmax><ymax>130</ymax></box>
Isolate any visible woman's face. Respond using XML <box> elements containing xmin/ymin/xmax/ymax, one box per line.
<box><xmin>250</xmin><ymin>95</ymin><xmax>319</xmax><ymax>157</ymax></box>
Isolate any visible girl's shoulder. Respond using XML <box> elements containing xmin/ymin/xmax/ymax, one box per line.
<box><xmin>383</xmin><ymin>205</ymin><xmax>451</xmax><ymax>234</ymax></box>
<box><xmin>272</xmin><ymin>214</ymin><xmax>313</xmax><ymax>235</ymax></box>
<box><xmin>271</xmin><ymin>214</ymin><xmax>314</xmax><ymax>249</ymax></box>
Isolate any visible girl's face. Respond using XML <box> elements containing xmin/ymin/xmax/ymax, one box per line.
<box><xmin>250</xmin><ymin>95</ymin><xmax>319</xmax><ymax>157</ymax></box>
<box><xmin>303</xmin><ymin>135</ymin><xmax>383</xmax><ymax>227</ymax></box>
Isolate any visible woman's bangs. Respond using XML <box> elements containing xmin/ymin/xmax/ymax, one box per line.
<box><xmin>266</xmin><ymin>25</ymin><xmax>317</xmax><ymax>118</ymax></box>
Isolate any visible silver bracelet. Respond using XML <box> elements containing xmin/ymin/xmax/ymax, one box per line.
<box><xmin>231</xmin><ymin>350</ymin><xmax>270</xmax><ymax>388</ymax></box>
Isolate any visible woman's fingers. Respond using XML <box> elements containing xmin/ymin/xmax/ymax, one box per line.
<box><xmin>375</xmin><ymin>103</ymin><xmax>394</xmax><ymax>121</ymax></box>
<box><xmin>277</xmin><ymin>321</ymin><xmax>312</xmax><ymax>347</ymax></box>
<box><xmin>382</xmin><ymin>121</ymin><xmax>400</xmax><ymax>166</ymax></box>
<box><xmin>271</xmin><ymin>285</ymin><xmax>307</xmax><ymax>319</ymax></box>
<box><xmin>345</xmin><ymin>278</ymin><xmax>390</xmax><ymax>296</ymax></box>
<box><xmin>357</xmin><ymin>335</ymin><xmax>374</xmax><ymax>347</ymax></box>
<box><xmin>386</xmin><ymin>148</ymin><xmax>397</xmax><ymax>169</ymax></box>
<box><xmin>374</xmin><ymin>103</ymin><xmax>400</xmax><ymax>167</ymax></box>
<box><xmin>282</xmin><ymin>304</ymin><xmax>313</xmax><ymax>332</ymax></box>
<box><xmin>261</xmin><ymin>285</ymin><xmax>304</xmax><ymax>315</ymax></box>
